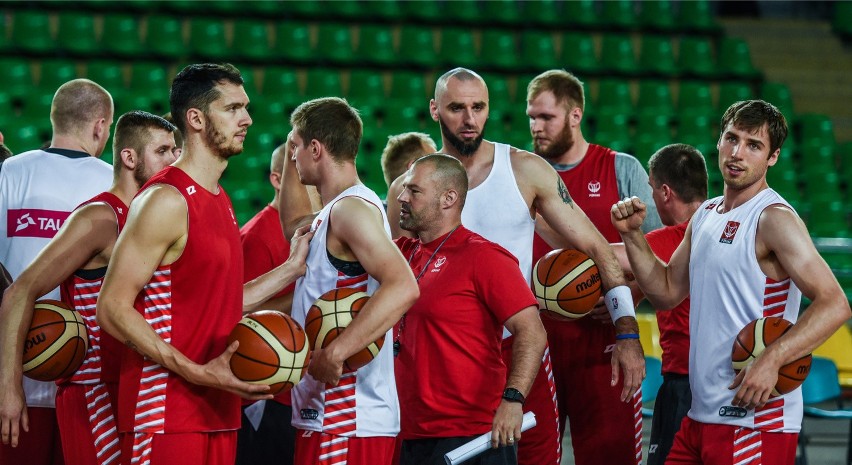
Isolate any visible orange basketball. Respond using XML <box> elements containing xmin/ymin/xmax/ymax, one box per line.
<box><xmin>533</xmin><ymin>249</ymin><xmax>602</xmax><ymax>320</ymax></box>
<box><xmin>305</xmin><ymin>288</ymin><xmax>383</xmax><ymax>372</ymax></box>
<box><xmin>23</xmin><ymin>300</ymin><xmax>88</xmax><ymax>381</ymax></box>
<box><xmin>731</xmin><ymin>317</ymin><xmax>812</xmax><ymax>396</ymax></box>
<box><xmin>228</xmin><ymin>310</ymin><xmax>310</xmax><ymax>394</ymax></box>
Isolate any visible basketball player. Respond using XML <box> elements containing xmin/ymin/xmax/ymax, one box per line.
<box><xmin>96</xmin><ymin>64</ymin><xmax>311</xmax><ymax>465</ymax></box>
<box><xmin>236</xmin><ymin>143</ymin><xmax>299</xmax><ymax>465</ymax></box>
<box><xmin>381</xmin><ymin>132</ymin><xmax>437</xmax><ymax>189</ymax></box>
<box><xmin>0</xmin><ymin>111</ymin><xmax>178</xmax><ymax>465</ymax></box>
<box><xmin>395</xmin><ymin>154</ymin><xmax>547</xmax><ymax>465</ymax></box>
<box><xmin>525</xmin><ymin>69</ymin><xmax>662</xmax><ymax>465</ymax></box>
<box><xmin>613</xmin><ymin>100</ymin><xmax>851</xmax><ymax>464</ymax></box>
<box><xmin>0</xmin><ymin>78</ymin><xmax>114</xmax><ymax>465</ymax></box>
<box><xmin>611</xmin><ymin>144</ymin><xmax>708</xmax><ymax>465</ymax></box>
<box><xmin>387</xmin><ymin>67</ymin><xmax>645</xmax><ymax>465</ymax></box>
<box><xmin>277</xmin><ymin>97</ymin><xmax>419</xmax><ymax>465</ymax></box>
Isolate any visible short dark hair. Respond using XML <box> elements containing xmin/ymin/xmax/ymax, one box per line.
<box><xmin>169</xmin><ymin>63</ymin><xmax>244</xmax><ymax>135</ymax></box>
<box><xmin>410</xmin><ymin>153</ymin><xmax>469</xmax><ymax>208</ymax></box>
<box><xmin>112</xmin><ymin>110</ymin><xmax>176</xmax><ymax>178</ymax></box>
<box><xmin>647</xmin><ymin>143</ymin><xmax>708</xmax><ymax>203</ymax></box>
<box><xmin>290</xmin><ymin>97</ymin><xmax>362</xmax><ymax>163</ymax></box>
<box><xmin>161</xmin><ymin>112</ymin><xmax>183</xmax><ymax>149</ymax></box>
<box><xmin>381</xmin><ymin>132</ymin><xmax>436</xmax><ymax>187</ymax></box>
<box><xmin>527</xmin><ymin>69</ymin><xmax>585</xmax><ymax>112</ymax></box>
<box><xmin>720</xmin><ymin>99</ymin><xmax>788</xmax><ymax>155</ymax></box>
<box><xmin>0</xmin><ymin>144</ymin><xmax>12</xmax><ymax>162</ymax></box>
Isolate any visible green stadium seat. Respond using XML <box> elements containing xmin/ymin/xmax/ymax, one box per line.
<box><xmin>596</xmin><ymin>78</ymin><xmax>634</xmax><ymax>118</ymax></box>
<box><xmin>798</xmin><ymin>113</ymin><xmax>835</xmax><ymax>147</ymax></box>
<box><xmin>316</xmin><ymin>24</ymin><xmax>356</xmax><ymax>65</ymax></box>
<box><xmin>247</xmin><ymin>100</ymin><xmax>286</xmax><ymax>131</ymax></box>
<box><xmin>445</xmin><ymin>0</ymin><xmax>481</xmax><ymax>23</ymax></box>
<box><xmin>677</xmin><ymin>36</ymin><xmax>716</xmax><ymax>79</ymax></box>
<box><xmin>717</xmin><ymin>82</ymin><xmax>754</xmax><ymax>112</ymax></box>
<box><xmin>382</xmin><ymin>100</ymin><xmax>424</xmax><ymax>134</ymax></box>
<box><xmin>304</xmin><ymin>69</ymin><xmax>343</xmax><ymax>99</ymax></box>
<box><xmin>439</xmin><ymin>28</ymin><xmax>477</xmax><ymax>68</ymax></box>
<box><xmin>348</xmin><ymin>69</ymin><xmax>386</xmax><ymax>108</ymax></box>
<box><xmin>482</xmin><ymin>73</ymin><xmax>513</xmax><ymax>105</ymax></box>
<box><xmin>12</xmin><ymin>11</ymin><xmax>54</xmax><ymax>54</ymax></box>
<box><xmin>280</xmin><ymin>1</ymin><xmax>324</xmax><ymax>19</ymax></box>
<box><xmin>767</xmin><ymin>163</ymin><xmax>799</xmax><ymax>203</ymax></box>
<box><xmin>238</xmin><ymin>68</ymin><xmax>260</xmax><ymax>98</ymax></box>
<box><xmin>262</xmin><ymin>67</ymin><xmax>300</xmax><ymax>100</ymax></box>
<box><xmin>400</xmin><ymin>0</ymin><xmax>442</xmax><ymax>21</ymax></box>
<box><xmin>357</xmin><ymin>25</ymin><xmax>396</xmax><ymax>66</ymax></box>
<box><xmin>799</xmin><ymin>142</ymin><xmax>835</xmax><ymax>179</ymax></box>
<box><xmin>145</xmin><ymin>15</ymin><xmax>184</xmax><ymax>59</ymax></box>
<box><xmin>38</xmin><ymin>60</ymin><xmax>78</xmax><ymax>94</ymax></box>
<box><xmin>600</xmin><ymin>0</ymin><xmax>636</xmax><ymax>29</ymax></box>
<box><xmin>189</xmin><ymin>18</ymin><xmax>228</xmax><ymax>60</ymax></box>
<box><xmin>677</xmin><ymin>113</ymin><xmax>714</xmax><ymax>147</ymax></box>
<box><xmin>594</xmin><ymin>111</ymin><xmax>632</xmax><ymax>153</ymax></box>
<box><xmin>233</xmin><ymin>20</ymin><xmax>273</xmax><ymax>61</ymax></box>
<box><xmin>760</xmin><ymin>82</ymin><xmax>795</xmax><ymax>120</ymax></box>
<box><xmin>520</xmin><ymin>31</ymin><xmax>559</xmax><ymax>71</ymax></box>
<box><xmin>481</xmin><ymin>0</ymin><xmax>521</xmax><ymax>25</ymax></box>
<box><xmin>833</xmin><ymin>1</ymin><xmax>852</xmax><ymax>38</ymax></box>
<box><xmin>677</xmin><ymin>81</ymin><xmax>714</xmax><ymax>120</ymax></box>
<box><xmin>636</xmin><ymin>80</ymin><xmax>674</xmax><ymax>120</ymax></box>
<box><xmin>103</xmin><ymin>15</ymin><xmax>143</xmax><ymax>57</ymax></box>
<box><xmin>717</xmin><ymin>38</ymin><xmax>759</xmax><ymax>79</ymax></box>
<box><xmin>639</xmin><ymin>0</ymin><xmax>676</xmax><ymax>32</ymax></box>
<box><xmin>808</xmin><ymin>200</ymin><xmax>849</xmax><ymax>238</ymax></box>
<box><xmin>1</xmin><ymin>58</ymin><xmax>35</xmax><ymax>99</ymax></box>
<box><xmin>389</xmin><ymin>71</ymin><xmax>429</xmax><ymax>104</ymax></box>
<box><xmin>678</xmin><ymin>0</ymin><xmax>719</xmax><ymax>33</ymax></box>
<box><xmin>479</xmin><ymin>30</ymin><xmax>518</xmax><ymax>71</ymax></box>
<box><xmin>130</xmin><ymin>62</ymin><xmax>170</xmax><ymax>102</ymax></box>
<box><xmin>362</xmin><ymin>0</ymin><xmax>404</xmax><ymax>22</ymax></box>
<box><xmin>274</xmin><ymin>21</ymin><xmax>312</xmax><ymax>62</ymax></box>
<box><xmin>561</xmin><ymin>33</ymin><xmax>600</xmax><ymax>74</ymax></box>
<box><xmin>13</xmin><ymin>125</ymin><xmax>46</xmax><ymax>153</ymax></box>
<box><xmin>639</xmin><ymin>36</ymin><xmax>677</xmax><ymax>77</ymax></box>
<box><xmin>600</xmin><ymin>34</ymin><xmax>638</xmax><ymax>75</ymax></box>
<box><xmin>19</xmin><ymin>91</ymin><xmax>54</xmax><ymax>122</ymax></box>
<box><xmin>635</xmin><ymin>114</ymin><xmax>673</xmax><ymax>164</ymax></box>
<box><xmin>398</xmin><ymin>26</ymin><xmax>437</xmax><ymax>68</ymax></box>
<box><xmin>838</xmin><ymin>142</ymin><xmax>852</xmax><ymax>186</ymax></box>
<box><xmin>57</xmin><ymin>13</ymin><xmax>98</xmax><ymax>55</ymax></box>
<box><xmin>521</xmin><ymin>0</ymin><xmax>568</xmax><ymax>26</ymax></box>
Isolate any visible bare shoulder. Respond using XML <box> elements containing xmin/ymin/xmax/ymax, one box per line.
<box><xmin>508</xmin><ymin>146</ymin><xmax>553</xmax><ymax>174</ymax></box>
<box><xmin>388</xmin><ymin>174</ymin><xmax>405</xmax><ymax>198</ymax></box>
<box><xmin>330</xmin><ymin>195</ymin><xmax>384</xmax><ymax>227</ymax></box>
<box><xmin>757</xmin><ymin>204</ymin><xmax>809</xmax><ymax>251</ymax></box>
<box><xmin>73</xmin><ymin>201</ymin><xmax>120</xmax><ymax>224</ymax></box>
<box><xmin>126</xmin><ymin>184</ymin><xmax>188</xmax><ymax>235</ymax></box>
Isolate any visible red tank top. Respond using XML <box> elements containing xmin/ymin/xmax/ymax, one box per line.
<box><xmin>533</xmin><ymin>144</ymin><xmax>621</xmax><ymax>264</ymax></box>
<box><xmin>118</xmin><ymin>166</ymin><xmax>243</xmax><ymax>433</ymax></box>
<box><xmin>59</xmin><ymin>192</ymin><xmax>127</xmax><ymax>385</ymax></box>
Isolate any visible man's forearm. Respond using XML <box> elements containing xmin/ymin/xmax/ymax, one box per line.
<box><xmin>506</xmin><ymin>322</ymin><xmax>546</xmax><ymax>396</ymax></box>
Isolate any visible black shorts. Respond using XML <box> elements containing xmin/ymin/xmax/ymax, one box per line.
<box><xmin>647</xmin><ymin>373</ymin><xmax>692</xmax><ymax>465</ymax></box>
<box><xmin>236</xmin><ymin>401</ymin><xmax>296</xmax><ymax>465</ymax></box>
<box><xmin>401</xmin><ymin>436</ymin><xmax>517</xmax><ymax>465</ymax></box>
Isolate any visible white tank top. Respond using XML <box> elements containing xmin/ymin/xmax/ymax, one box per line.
<box><xmin>688</xmin><ymin>189</ymin><xmax>802</xmax><ymax>432</ymax></box>
<box><xmin>0</xmin><ymin>149</ymin><xmax>112</xmax><ymax>408</ymax></box>
<box><xmin>290</xmin><ymin>184</ymin><xmax>399</xmax><ymax>436</ymax></box>
<box><xmin>461</xmin><ymin>143</ymin><xmax>535</xmax><ymax>283</ymax></box>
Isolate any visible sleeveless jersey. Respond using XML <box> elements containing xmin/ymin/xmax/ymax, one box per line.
<box><xmin>290</xmin><ymin>184</ymin><xmax>399</xmax><ymax>436</ymax></box>
<box><xmin>688</xmin><ymin>189</ymin><xmax>803</xmax><ymax>432</ymax></box>
<box><xmin>0</xmin><ymin>148</ymin><xmax>112</xmax><ymax>408</ymax></box>
<box><xmin>117</xmin><ymin>166</ymin><xmax>243</xmax><ymax>433</ymax></box>
<box><xmin>461</xmin><ymin>143</ymin><xmax>535</xmax><ymax>283</ymax></box>
<box><xmin>59</xmin><ymin>192</ymin><xmax>127</xmax><ymax>385</ymax></box>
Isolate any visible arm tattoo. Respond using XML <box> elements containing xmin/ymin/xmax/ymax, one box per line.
<box><xmin>557</xmin><ymin>179</ymin><xmax>574</xmax><ymax>206</ymax></box>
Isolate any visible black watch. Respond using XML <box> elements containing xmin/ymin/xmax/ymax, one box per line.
<box><xmin>502</xmin><ymin>388</ymin><xmax>525</xmax><ymax>405</ymax></box>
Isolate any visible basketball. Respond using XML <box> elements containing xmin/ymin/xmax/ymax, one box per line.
<box><xmin>533</xmin><ymin>249</ymin><xmax>602</xmax><ymax>320</ymax></box>
<box><xmin>228</xmin><ymin>310</ymin><xmax>310</xmax><ymax>395</ymax></box>
<box><xmin>305</xmin><ymin>288</ymin><xmax>383</xmax><ymax>372</ymax></box>
<box><xmin>22</xmin><ymin>300</ymin><xmax>88</xmax><ymax>381</ymax></box>
<box><xmin>731</xmin><ymin>317</ymin><xmax>812</xmax><ymax>396</ymax></box>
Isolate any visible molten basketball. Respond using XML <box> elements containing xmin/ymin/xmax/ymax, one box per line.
<box><xmin>533</xmin><ymin>249</ymin><xmax>602</xmax><ymax>320</ymax></box>
<box><xmin>23</xmin><ymin>300</ymin><xmax>88</xmax><ymax>381</ymax></box>
<box><xmin>305</xmin><ymin>288</ymin><xmax>383</xmax><ymax>372</ymax></box>
<box><xmin>228</xmin><ymin>310</ymin><xmax>310</xmax><ymax>394</ymax></box>
<box><xmin>731</xmin><ymin>317</ymin><xmax>812</xmax><ymax>396</ymax></box>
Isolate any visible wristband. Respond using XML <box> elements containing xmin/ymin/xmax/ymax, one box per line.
<box><xmin>615</xmin><ymin>333</ymin><xmax>640</xmax><ymax>341</ymax></box>
<box><xmin>605</xmin><ymin>285</ymin><xmax>636</xmax><ymax>323</ymax></box>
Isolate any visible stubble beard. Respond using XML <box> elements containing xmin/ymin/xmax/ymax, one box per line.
<box><xmin>534</xmin><ymin>122</ymin><xmax>574</xmax><ymax>161</ymax></box>
<box><xmin>203</xmin><ymin>122</ymin><xmax>243</xmax><ymax>159</ymax></box>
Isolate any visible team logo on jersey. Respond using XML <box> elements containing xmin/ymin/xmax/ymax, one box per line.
<box><xmin>718</xmin><ymin>406</ymin><xmax>747</xmax><ymax>418</ymax></box>
<box><xmin>300</xmin><ymin>409</ymin><xmax>319</xmax><ymax>420</ymax></box>
<box><xmin>719</xmin><ymin>221</ymin><xmax>740</xmax><ymax>244</ymax></box>
<box><xmin>705</xmin><ymin>202</ymin><xmax>717</xmax><ymax>210</ymax></box>
<box><xmin>432</xmin><ymin>256</ymin><xmax>446</xmax><ymax>272</ymax></box>
<box><xmin>587</xmin><ymin>180</ymin><xmax>601</xmax><ymax>198</ymax></box>
<box><xmin>7</xmin><ymin>209</ymin><xmax>70</xmax><ymax>239</ymax></box>
<box><xmin>186</xmin><ymin>185</ymin><xmax>196</xmax><ymax>195</ymax></box>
